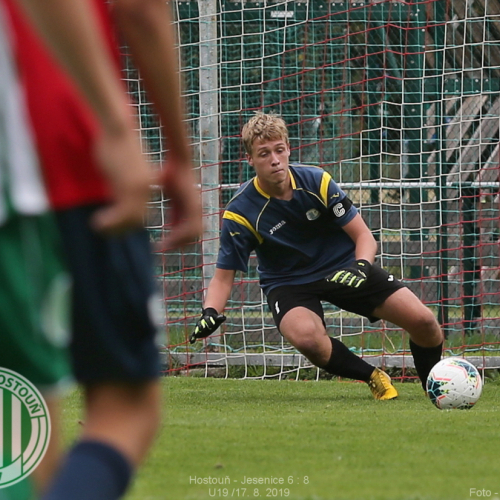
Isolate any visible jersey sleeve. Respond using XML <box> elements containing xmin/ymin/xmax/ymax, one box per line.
<box><xmin>216</xmin><ymin>214</ymin><xmax>259</xmax><ymax>272</ymax></box>
<box><xmin>322</xmin><ymin>171</ymin><xmax>358</xmax><ymax>227</ymax></box>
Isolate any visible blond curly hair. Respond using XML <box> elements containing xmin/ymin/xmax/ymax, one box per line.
<box><xmin>241</xmin><ymin>112</ymin><xmax>289</xmax><ymax>155</ymax></box>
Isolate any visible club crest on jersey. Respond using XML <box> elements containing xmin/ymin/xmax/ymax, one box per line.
<box><xmin>269</xmin><ymin>220</ymin><xmax>286</xmax><ymax>235</ymax></box>
<box><xmin>333</xmin><ymin>202</ymin><xmax>345</xmax><ymax>218</ymax></box>
<box><xmin>306</xmin><ymin>209</ymin><xmax>320</xmax><ymax>221</ymax></box>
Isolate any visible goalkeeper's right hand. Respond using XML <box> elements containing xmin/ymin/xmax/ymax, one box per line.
<box><xmin>189</xmin><ymin>308</ymin><xmax>226</xmax><ymax>344</ymax></box>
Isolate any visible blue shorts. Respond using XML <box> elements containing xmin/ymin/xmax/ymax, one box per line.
<box><xmin>56</xmin><ymin>206</ymin><xmax>160</xmax><ymax>383</ymax></box>
<box><xmin>266</xmin><ymin>264</ymin><xmax>405</xmax><ymax>330</ymax></box>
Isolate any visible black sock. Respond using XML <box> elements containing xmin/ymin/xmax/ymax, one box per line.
<box><xmin>410</xmin><ymin>340</ymin><xmax>443</xmax><ymax>389</ymax></box>
<box><xmin>321</xmin><ymin>337</ymin><xmax>375</xmax><ymax>382</ymax></box>
<box><xmin>42</xmin><ymin>440</ymin><xmax>132</xmax><ymax>500</ymax></box>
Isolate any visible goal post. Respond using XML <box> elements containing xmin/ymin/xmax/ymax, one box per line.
<box><xmin>131</xmin><ymin>0</ymin><xmax>500</xmax><ymax>379</ymax></box>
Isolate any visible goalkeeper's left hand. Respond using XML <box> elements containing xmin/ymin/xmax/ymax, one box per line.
<box><xmin>326</xmin><ymin>259</ymin><xmax>372</xmax><ymax>288</ymax></box>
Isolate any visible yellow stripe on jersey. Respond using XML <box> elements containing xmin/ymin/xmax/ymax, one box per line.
<box><xmin>223</xmin><ymin>210</ymin><xmax>264</xmax><ymax>244</ymax></box>
<box><xmin>319</xmin><ymin>171</ymin><xmax>333</xmax><ymax>206</ymax></box>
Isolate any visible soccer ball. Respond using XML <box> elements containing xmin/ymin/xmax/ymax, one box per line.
<box><xmin>426</xmin><ymin>358</ymin><xmax>483</xmax><ymax>410</ymax></box>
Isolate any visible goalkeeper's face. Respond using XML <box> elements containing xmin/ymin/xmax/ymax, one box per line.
<box><xmin>247</xmin><ymin>139</ymin><xmax>291</xmax><ymax>190</ymax></box>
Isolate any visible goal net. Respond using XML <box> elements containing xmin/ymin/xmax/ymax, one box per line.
<box><xmin>125</xmin><ymin>0</ymin><xmax>500</xmax><ymax>380</ymax></box>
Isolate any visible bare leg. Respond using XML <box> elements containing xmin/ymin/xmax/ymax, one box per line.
<box><xmin>279</xmin><ymin>307</ymin><xmax>332</xmax><ymax>366</ymax></box>
<box><xmin>279</xmin><ymin>306</ymin><xmax>376</xmax><ymax>384</ymax></box>
<box><xmin>82</xmin><ymin>380</ymin><xmax>161</xmax><ymax>466</ymax></box>
<box><xmin>372</xmin><ymin>287</ymin><xmax>443</xmax><ymax>347</ymax></box>
<box><xmin>373</xmin><ymin>287</ymin><xmax>443</xmax><ymax>386</ymax></box>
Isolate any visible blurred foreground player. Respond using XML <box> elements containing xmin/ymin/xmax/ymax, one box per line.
<box><xmin>12</xmin><ymin>0</ymin><xmax>201</xmax><ymax>499</ymax></box>
<box><xmin>191</xmin><ymin>112</ymin><xmax>443</xmax><ymax>398</ymax></box>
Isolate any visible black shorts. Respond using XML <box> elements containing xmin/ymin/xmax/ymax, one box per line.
<box><xmin>56</xmin><ymin>206</ymin><xmax>160</xmax><ymax>384</ymax></box>
<box><xmin>266</xmin><ymin>264</ymin><xmax>405</xmax><ymax>330</ymax></box>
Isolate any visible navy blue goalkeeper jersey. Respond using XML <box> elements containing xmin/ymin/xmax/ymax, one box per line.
<box><xmin>216</xmin><ymin>164</ymin><xmax>358</xmax><ymax>294</ymax></box>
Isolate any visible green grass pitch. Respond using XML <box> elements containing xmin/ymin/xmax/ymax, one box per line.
<box><xmin>61</xmin><ymin>377</ymin><xmax>500</xmax><ymax>500</ymax></box>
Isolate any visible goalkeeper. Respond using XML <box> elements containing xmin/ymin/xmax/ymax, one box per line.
<box><xmin>191</xmin><ymin>112</ymin><xmax>444</xmax><ymax>399</ymax></box>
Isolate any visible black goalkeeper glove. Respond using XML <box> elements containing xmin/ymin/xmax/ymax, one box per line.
<box><xmin>189</xmin><ymin>308</ymin><xmax>226</xmax><ymax>344</ymax></box>
<box><xmin>327</xmin><ymin>259</ymin><xmax>372</xmax><ymax>289</ymax></box>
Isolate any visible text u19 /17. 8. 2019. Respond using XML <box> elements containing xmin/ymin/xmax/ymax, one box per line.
<box><xmin>207</xmin><ymin>487</ymin><xmax>291</xmax><ymax>497</ymax></box>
